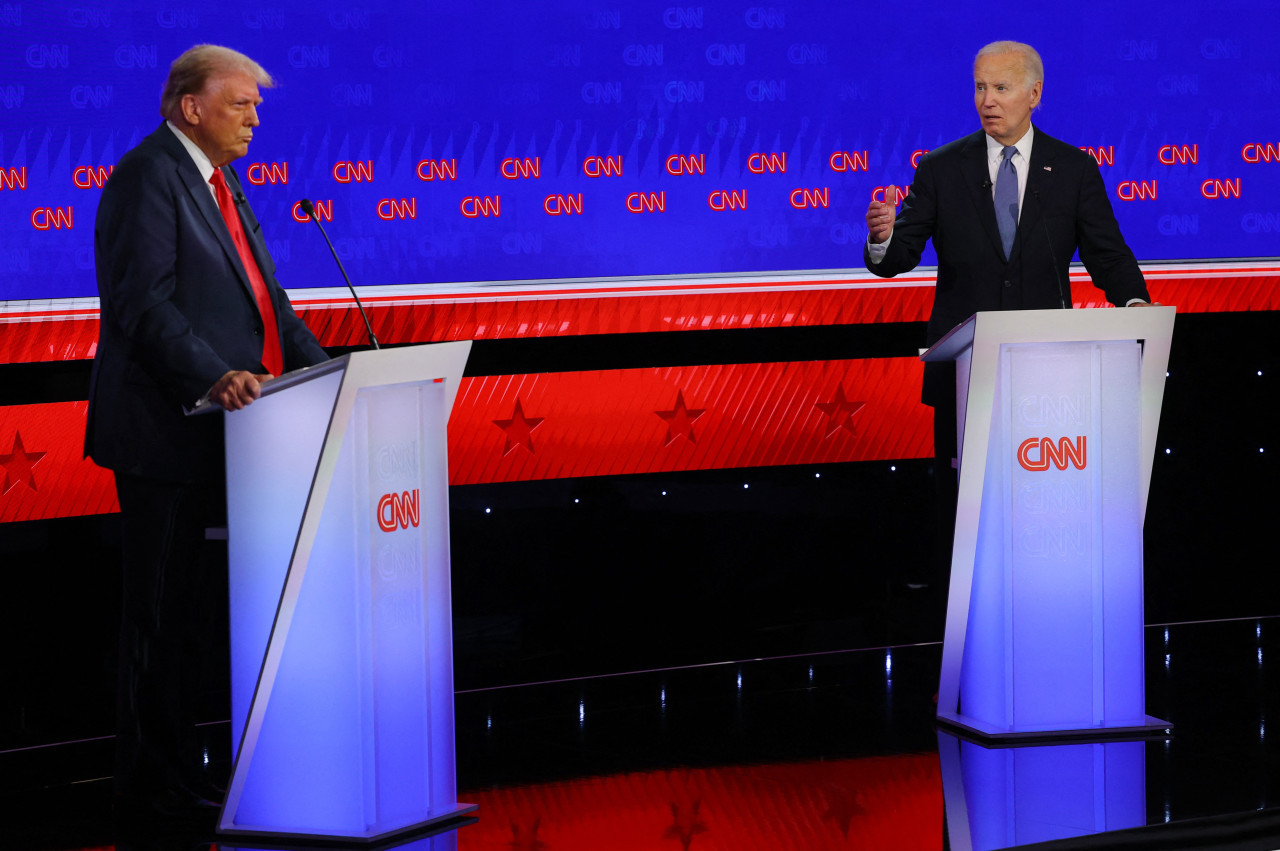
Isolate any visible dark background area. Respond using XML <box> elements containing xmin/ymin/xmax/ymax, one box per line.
<box><xmin>1</xmin><ymin>309</ymin><xmax>1275</xmax><ymax>752</ymax></box>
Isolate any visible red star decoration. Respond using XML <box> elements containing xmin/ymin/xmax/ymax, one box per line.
<box><xmin>508</xmin><ymin>815</ymin><xmax>547</xmax><ymax>851</ymax></box>
<box><xmin>664</xmin><ymin>798</ymin><xmax>708</xmax><ymax>850</ymax></box>
<box><xmin>820</xmin><ymin>784</ymin><xmax>866</xmax><ymax>837</ymax></box>
<box><xmin>655</xmin><ymin>390</ymin><xmax>706</xmax><ymax>446</ymax></box>
<box><xmin>493</xmin><ymin>398</ymin><xmax>545</xmax><ymax>455</ymax></box>
<box><xmin>1</xmin><ymin>431</ymin><xmax>47</xmax><ymax>495</ymax></box>
<box><xmin>814</xmin><ymin>385</ymin><xmax>866</xmax><ymax>438</ymax></box>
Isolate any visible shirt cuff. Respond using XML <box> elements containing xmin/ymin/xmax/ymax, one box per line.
<box><xmin>866</xmin><ymin>237</ymin><xmax>890</xmax><ymax>263</ymax></box>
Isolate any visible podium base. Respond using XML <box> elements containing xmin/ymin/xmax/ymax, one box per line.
<box><xmin>216</xmin><ymin>802</ymin><xmax>478</xmax><ymax>846</ymax></box>
<box><xmin>936</xmin><ymin>711</ymin><xmax>1172</xmax><ymax>744</ymax></box>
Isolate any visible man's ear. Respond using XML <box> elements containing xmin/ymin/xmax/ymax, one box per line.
<box><xmin>180</xmin><ymin>93</ymin><xmax>201</xmax><ymax>125</ymax></box>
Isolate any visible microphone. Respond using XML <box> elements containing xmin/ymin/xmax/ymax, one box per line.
<box><xmin>981</xmin><ymin>178</ymin><xmax>992</xmax><ymax>190</ymax></box>
<box><xmin>1030</xmin><ymin>189</ymin><xmax>1068</xmax><ymax>310</ymax></box>
<box><xmin>298</xmin><ymin>198</ymin><xmax>380</xmax><ymax>350</ymax></box>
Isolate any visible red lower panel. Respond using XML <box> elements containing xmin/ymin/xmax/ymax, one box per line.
<box><xmin>448</xmin><ymin>359</ymin><xmax>930</xmax><ymax>486</ymax></box>
<box><xmin>457</xmin><ymin>754</ymin><xmax>943</xmax><ymax>851</ymax></box>
<box><xmin>0</xmin><ymin>358</ymin><xmax>929</xmax><ymax>521</ymax></box>
<box><xmin>0</xmin><ymin>402</ymin><xmax>117</xmax><ymax>523</ymax></box>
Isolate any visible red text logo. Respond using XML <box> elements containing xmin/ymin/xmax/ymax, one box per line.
<box><xmin>1242</xmin><ymin>143</ymin><xmax>1279</xmax><ymax>163</ymax></box>
<box><xmin>31</xmin><ymin>206</ymin><xmax>73</xmax><ymax>230</ymax></box>
<box><xmin>0</xmin><ymin>166</ymin><xmax>27</xmax><ymax>191</ymax></box>
<box><xmin>583</xmin><ymin>155</ymin><xmax>623</xmax><ymax>177</ymax></box>
<box><xmin>544</xmin><ymin>193</ymin><xmax>583</xmax><ymax>215</ymax></box>
<box><xmin>910</xmin><ymin>149</ymin><xmax>929</xmax><ymax>168</ymax></box>
<box><xmin>377</xmin><ymin>490</ymin><xmax>420</xmax><ymax>532</ymax></box>
<box><xmin>665</xmin><ymin>154</ymin><xmax>705</xmax><ymax>176</ymax></box>
<box><xmin>1117</xmin><ymin>180</ymin><xmax>1157</xmax><ymax>201</ymax></box>
<box><xmin>1158</xmin><ymin>144</ymin><xmax>1198</xmax><ymax>165</ymax></box>
<box><xmin>626</xmin><ymin>191</ymin><xmax>666</xmax><ymax>213</ymax></box>
<box><xmin>460</xmin><ymin>195</ymin><xmax>501</xmax><ymax>217</ymax></box>
<box><xmin>377</xmin><ymin>198</ymin><xmax>417</xmax><ymax>220</ymax></box>
<box><xmin>1200</xmin><ymin>178</ymin><xmax>1241</xmax><ymax>199</ymax></box>
<box><xmin>333</xmin><ymin>160</ymin><xmax>374</xmax><ymax>182</ymax></box>
<box><xmin>246</xmin><ymin>161</ymin><xmax>289</xmax><ymax>185</ymax></box>
<box><xmin>500</xmin><ymin>157</ymin><xmax>540</xmax><ymax>179</ymax></box>
<box><xmin>829</xmin><ymin>150</ymin><xmax>869</xmax><ymax>172</ymax></box>
<box><xmin>72</xmin><ymin>165</ymin><xmax>113</xmax><ymax>188</ymax></box>
<box><xmin>789</xmin><ymin>187</ymin><xmax>829</xmax><ymax>209</ymax></box>
<box><xmin>417</xmin><ymin>159</ymin><xmax>457</xmax><ymax>181</ymax></box>
<box><xmin>746</xmin><ymin>152</ymin><xmax>786</xmax><ymax>174</ymax></box>
<box><xmin>708</xmin><ymin>189</ymin><xmax>747</xmax><ymax>211</ymax></box>
<box><xmin>1018</xmin><ymin>436</ymin><xmax>1087</xmax><ymax>471</ymax></box>
<box><xmin>1079</xmin><ymin>145</ymin><xmax>1115</xmax><ymax>166</ymax></box>
<box><xmin>292</xmin><ymin>199</ymin><xmax>333</xmax><ymax>222</ymax></box>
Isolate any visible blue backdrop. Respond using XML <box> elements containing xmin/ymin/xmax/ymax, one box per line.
<box><xmin>1</xmin><ymin>0</ymin><xmax>1277</xmax><ymax>301</ymax></box>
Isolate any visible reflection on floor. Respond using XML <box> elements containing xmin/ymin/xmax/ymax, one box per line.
<box><xmin>4</xmin><ymin>617</ymin><xmax>1279</xmax><ymax>850</ymax></box>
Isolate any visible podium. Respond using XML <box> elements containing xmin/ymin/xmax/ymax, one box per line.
<box><xmin>212</xmin><ymin>343</ymin><xmax>476</xmax><ymax>842</ymax></box>
<box><xmin>937</xmin><ymin>729</ymin><xmax>1145</xmax><ymax>850</ymax></box>
<box><xmin>924</xmin><ymin>307</ymin><xmax>1175</xmax><ymax>740</ymax></box>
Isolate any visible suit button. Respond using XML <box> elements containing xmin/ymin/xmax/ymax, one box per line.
<box><xmin>253</xmin><ymin>327</ymin><xmax>262</xmax><ymax>336</ymax></box>
<box><xmin>1003</xmin><ymin>280</ymin><xmax>1012</xmax><ymax>288</ymax></box>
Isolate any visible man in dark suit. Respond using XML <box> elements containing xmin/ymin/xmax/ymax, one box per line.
<box><xmin>85</xmin><ymin>44</ymin><xmax>328</xmax><ymax>815</ymax></box>
<box><xmin>862</xmin><ymin>40</ymin><xmax>1152</xmax><ymax>597</ymax></box>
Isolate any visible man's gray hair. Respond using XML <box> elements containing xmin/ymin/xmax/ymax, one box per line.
<box><xmin>974</xmin><ymin>40</ymin><xmax>1045</xmax><ymax>85</ymax></box>
<box><xmin>160</xmin><ymin>44</ymin><xmax>274</xmax><ymax>120</ymax></box>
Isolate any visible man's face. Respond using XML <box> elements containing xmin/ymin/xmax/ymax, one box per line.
<box><xmin>184</xmin><ymin>70</ymin><xmax>262</xmax><ymax>167</ymax></box>
<box><xmin>973</xmin><ymin>52</ymin><xmax>1042</xmax><ymax>146</ymax></box>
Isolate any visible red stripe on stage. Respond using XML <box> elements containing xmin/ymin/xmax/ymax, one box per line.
<box><xmin>2</xmin><ymin>268</ymin><xmax>1277</xmax><ymax>364</ymax></box>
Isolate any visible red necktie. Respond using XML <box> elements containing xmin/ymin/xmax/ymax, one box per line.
<box><xmin>209</xmin><ymin>168</ymin><xmax>284</xmax><ymax>377</ymax></box>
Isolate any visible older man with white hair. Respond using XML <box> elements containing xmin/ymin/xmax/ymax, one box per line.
<box><xmin>86</xmin><ymin>44</ymin><xmax>328</xmax><ymax>818</ymax></box>
<box><xmin>861</xmin><ymin>41</ymin><xmax>1151</xmax><ymax>605</ymax></box>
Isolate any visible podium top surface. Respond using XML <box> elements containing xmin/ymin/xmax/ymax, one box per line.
<box><xmin>189</xmin><ymin>341</ymin><xmax>473</xmax><ymax>416</ymax></box>
<box><xmin>921</xmin><ymin>306</ymin><xmax>1176</xmax><ymax>363</ymax></box>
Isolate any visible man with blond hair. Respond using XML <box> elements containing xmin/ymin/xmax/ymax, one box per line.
<box><xmin>861</xmin><ymin>41</ymin><xmax>1151</xmax><ymax>604</ymax></box>
<box><xmin>86</xmin><ymin>44</ymin><xmax>327</xmax><ymax>817</ymax></box>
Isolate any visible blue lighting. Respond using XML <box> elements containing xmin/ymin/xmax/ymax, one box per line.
<box><xmin>885</xmin><ymin>650</ymin><xmax>893</xmax><ymax>677</ymax></box>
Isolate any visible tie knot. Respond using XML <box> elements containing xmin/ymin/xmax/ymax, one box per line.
<box><xmin>1002</xmin><ymin>146</ymin><xmax>1018</xmax><ymax>163</ymax></box>
<box><xmin>210</xmin><ymin>168</ymin><xmax>227</xmax><ymax>189</ymax></box>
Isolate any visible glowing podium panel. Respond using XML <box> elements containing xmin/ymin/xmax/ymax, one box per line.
<box><xmin>924</xmin><ymin>307</ymin><xmax>1175</xmax><ymax>739</ymax></box>
<box><xmin>215</xmin><ymin>342</ymin><xmax>475</xmax><ymax>843</ymax></box>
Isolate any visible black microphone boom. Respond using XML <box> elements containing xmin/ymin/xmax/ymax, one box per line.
<box><xmin>298</xmin><ymin>198</ymin><xmax>380</xmax><ymax>350</ymax></box>
<box><xmin>1030</xmin><ymin>189</ymin><xmax>1069</xmax><ymax>310</ymax></box>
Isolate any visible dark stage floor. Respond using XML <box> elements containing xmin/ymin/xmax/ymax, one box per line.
<box><xmin>3</xmin><ymin>616</ymin><xmax>1279</xmax><ymax>850</ymax></box>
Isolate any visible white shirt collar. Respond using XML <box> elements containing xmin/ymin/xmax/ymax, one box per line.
<box><xmin>165</xmin><ymin>120</ymin><xmax>218</xmax><ymax>190</ymax></box>
<box><xmin>986</xmin><ymin>125</ymin><xmax>1034</xmax><ymax>165</ymax></box>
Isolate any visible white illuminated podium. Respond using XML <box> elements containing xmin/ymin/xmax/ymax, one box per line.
<box><xmin>924</xmin><ymin>307</ymin><xmax>1175</xmax><ymax>740</ymax></box>
<box><xmin>211</xmin><ymin>342</ymin><xmax>475</xmax><ymax>842</ymax></box>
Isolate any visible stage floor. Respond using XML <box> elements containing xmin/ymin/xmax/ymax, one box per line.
<box><xmin>4</xmin><ymin>616</ymin><xmax>1279</xmax><ymax>850</ymax></box>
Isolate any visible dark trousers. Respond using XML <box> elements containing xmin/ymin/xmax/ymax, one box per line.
<box><xmin>113</xmin><ymin>472</ymin><xmax>224</xmax><ymax>797</ymax></box>
<box><xmin>927</xmin><ymin>363</ymin><xmax>960</xmax><ymax>619</ymax></box>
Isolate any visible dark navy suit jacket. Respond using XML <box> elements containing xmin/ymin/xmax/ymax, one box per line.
<box><xmin>864</xmin><ymin>126</ymin><xmax>1150</xmax><ymax>405</ymax></box>
<box><xmin>86</xmin><ymin>122</ymin><xmax>328</xmax><ymax>482</ymax></box>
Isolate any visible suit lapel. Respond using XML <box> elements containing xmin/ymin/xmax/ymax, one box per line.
<box><xmin>153</xmin><ymin>125</ymin><xmax>258</xmax><ymax>305</ymax></box>
<box><xmin>1012</xmin><ymin>127</ymin><xmax>1054</xmax><ymax>266</ymax></box>
<box><xmin>961</xmin><ymin>132</ymin><xmax>1005</xmax><ymax>262</ymax></box>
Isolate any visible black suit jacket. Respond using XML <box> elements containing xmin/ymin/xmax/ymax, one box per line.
<box><xmin>864</xmin><ymin>126</ymin><xmax>1149</xmax><ymax>404</ymax></box>
<box><xmin>86</xmin><ymin>122</ymin><xmax>328</xmax><ymax>482</ymax></box>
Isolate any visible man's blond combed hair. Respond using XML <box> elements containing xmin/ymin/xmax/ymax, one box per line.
<box><xmin>160</xmin><ymin>44</ymin><xmax>274</xmax><ymax>120</ymax></box>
